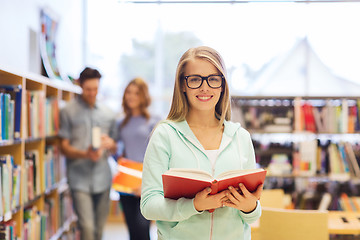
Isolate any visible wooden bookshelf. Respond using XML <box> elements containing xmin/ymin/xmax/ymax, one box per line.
<box><xmin>0</xmin><ymin>67</ymin><xmax>81</xmax><ymax>239</ymax></box>
<box><xmin>231</xmin><ymin>95</ymin><xmax>360</xmax><ymax>211</ymax></box>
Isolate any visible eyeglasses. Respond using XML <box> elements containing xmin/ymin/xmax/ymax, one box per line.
<box><xmin>184</xmin><ymin>74</ymin><xmax>224</xmax><ymax>89</ymax></box>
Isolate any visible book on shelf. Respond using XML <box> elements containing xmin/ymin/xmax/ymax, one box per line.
<box><xmin>338</xmin><ymin>143</ymin><xmax>350</xmax><ymax>173</ymax></box>
<box><xmin>348</xmin><ymin>105</ymin><xmax>358</xmax><ymax>133</ymax></box>
<box><xmin>312</xmin><ymin>107</ymin><xmax>325</xmax><ymax>133</ymax></box>
<box><xmin>11</xmin><ymin>165</ymin><xmax>21</xmax><ymax>209</ymax></box>
<box><xmin>339</xmin><ymin>193</ymin><xmax>358</xmax><ymax>212</ymax></box>
<box><xmin>23</xmin><ymin>206</ymin><xmax>42</xmax><ymax>240</ymax></box>
<box><xmin>162</xmin><ymin>168</ymin><xmax>266</xmax><ymax>200</ymax></box>
<box><xmin>1</xmin><ymin>93</ymin><xmax>11</xmax><ymax>140</ymax></box>
<box><xmin>44</xmin><ymin>145</ymin><xmax>58</xmax><ymax>190</ymax></box>
<box><xmin>318</xmin><ymin>192</ymin><xmax>332</xmax><ymax>211</ymax></box>
<box><xmin>0</xmin><ymin>154</ymin><xmax>13</xmax><ymax>221</ymax></box>
<box><xmin>293</xmin><ymin>97</ymin><xmax>303</xmax><ymax>132</ymax></box>
<box><xmin>356</xmin><ymin>100</ymin><xmax>360</xmax><ymax>131</ymax></box>
<box><xmin>328</xmin><ymin>143</ymin><xmax>351</xmax><ymax>180</ymax></box>
<box><xmin>0</xmin><ymin>220</ymin><xmax>17</xmax><ymax>240</ymax></box>
<box><xmin>267</xmin><ymin>154</ymin><xmax>292</xmax><ymax>175</ymax></box>
<box><xmin>341</xmin><ymin>99</ymin><xmax>349</xmax><ymax>133</ymax></box>
<box><xmin>263</xmin><ymin>124</ymin><xmax>292</xmax><ymax>133</ymax></box>
<box><xmin>26</xmin><ymin>90</ymin><xmax>45</xmax><ymax>139</ymax></box>
<box><xmin>302</xmin><ymin>102</ymin><xmax>316</xmax><ymax>133</ymax></box>
<box><xmin>0</xmin><ymin>85</ymin><xmax>22</xmax><ymax>140</ymax></box>
<box><xmin>25</xmin><ymin>150</ymin><xmax>41</xmax><ymax>200</ymax></box>
<box><xmin>0</xmin><ymin>93</ymin><xmax>2</xmax><ymax>140</ymax></box>
<box><xmin>45</xmin><ymin>97</ymin><xmax>60</xmax><ymax>136</ymax></box>
<box><xmin>263</xmin><ymin>116</ymin><xmax>293</xmax><ymax>133</ymax></box>
<box><xmin>351</xmin><ymin>196</ymin><xmax>360</xmax><ymax>211</ymax></box>
<box><xmin>298</xmin><ymin>140</ymin><xmax>318</xmax><ymax>176</ymax></box>
<box><xmin>112</xmin><ymin>158</ymin><xmax>143</xmax><ymax>195</ymax></box>
<box><xmin>0</xmin><ymin>160</ymin><xmax>3</xmax><ymax>219</ymax></box>
<box><xmin>344</xmin><ymin>142</ymin><xmax>360</xmax><ymax>178</ymax></box>
<box><xmin>44</xmin><ymin>197</ymin><xmax>57</xmax><ymax>237</ymax></box>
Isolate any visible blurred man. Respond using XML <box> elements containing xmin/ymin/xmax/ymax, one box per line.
<box><xmin>59</xmin><ymin>67</ymin><xmax>117</xmax><ymax>240</ymax></box>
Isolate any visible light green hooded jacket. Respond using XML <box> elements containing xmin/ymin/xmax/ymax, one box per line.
<box><xmin>140</xmin><ymin>120</ymin><xmax>261</xmax><ymax>240</ymax></box>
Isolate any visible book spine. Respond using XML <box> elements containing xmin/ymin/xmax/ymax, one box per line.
<box><xmin>3</xmin><ymin>94</ymin><xmax>10</xmax><ymax>140</ymax></box>
<box><xmin>13</xmin><ymin>86</ymin><xmax>22</xmax><ymax>140</ymax></box>
<box><xmin>0</xmin><ymin>93</ymin><xmax>2</xmax><ymax>141</ymax></box>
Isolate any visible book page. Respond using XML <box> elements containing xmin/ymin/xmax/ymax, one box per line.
<box><xmin>217</xmin><ymin>168</ymin><xmax>265</xmax><ymax>181</ymax></box>
<box><xmin>164</xmin><ymin>168</ymin><xmax>213</xmax><ymax>182</ymax></box>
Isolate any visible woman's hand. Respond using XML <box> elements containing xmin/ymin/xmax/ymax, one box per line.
<box><xmin>101</xmin><ymin>134</ymin><xmax>116</xmax><ymax>152</ymax></box>
<box><xmin>193</xmin><ymin>187</ymin><xmax>228</xmax><ymax>212</ymax></box>
<box><xmin>223</xmin><ymin>183</ymin><xmax>263</xmax><ymax>213</ymax></box>
<box><xmin>133</xmin><ymin>186</ymin><xmax>142</xmax><ymax>197</ymax></box>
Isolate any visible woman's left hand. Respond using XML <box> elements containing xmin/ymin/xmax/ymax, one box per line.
<box><xmin>222</xmin><ymin>183</ymin><xmax>263</xmax><ymax>213</ymax></box>
<box><xmin>101</xmin><ymin>134</ymin><xmax>116</xmax><ymax>152</ymax></box>
<box><xmin>133</xmin><ymin>186</ymin><xmax>142</xmax><ymax>197</ymax></box>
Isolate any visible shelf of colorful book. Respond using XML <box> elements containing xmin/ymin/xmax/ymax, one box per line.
<box><xmin>264</xmin><ymin>176</ymin><xmax>360</xmax><ymax>211</ymax></box>
<box><xmin>255</xmin><ymin>138</ymin><xmax>360</xmax><ymax>180</ymax></box>
<box><xmin>265</xmin><ymin>174</ymin><xmax>360</xmax><ymax>185</ymax></box>
<box><xmin>0</xmin><ymin>66</ymin><xmax>81</xmax><ymax>239</ymax></box>
<box><xmin>232</xmin><ymin>96</ymin><xmax>360</xmax><ymax>212</ymax></box>
<box><xmin>232</xmin><ymin>96</ymin><xmax>360</xmax><ymax>134</ymax></box>
<box><xmin>16</xmin><ymin>188</ymin><xmax>78</xmax><ymax>240</ymax></box>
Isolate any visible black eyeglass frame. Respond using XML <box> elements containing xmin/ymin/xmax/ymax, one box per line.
<box><xmin>184</xmin><ymin>74</ymin><xmax>224</xmax><ymax>89</ymax></box>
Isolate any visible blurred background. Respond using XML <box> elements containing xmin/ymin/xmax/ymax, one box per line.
<box><xmin>1</xmin><ymin>0</ymin><xmax>360</xmax><ymax>117</ymax></box>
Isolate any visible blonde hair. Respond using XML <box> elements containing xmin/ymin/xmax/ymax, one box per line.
<box><xmin>167</xmin><ymin>46</ymin><xmax>231</xmax><ymax>124</ymax></box>
<box><xmin>121</xmin><ymin>77</ymin><xmax>151</xmax><ymax>127</ymax></box>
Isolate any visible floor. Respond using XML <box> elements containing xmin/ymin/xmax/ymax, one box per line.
<box><xmin>103</xmin><ymin>221</ymin><xmax>158</xmax><ymax>240</ymax></box>
<box><xmin>102</xmin><ymin>220</ymin><xmax>360</xmax><ymax>240</ymax></box>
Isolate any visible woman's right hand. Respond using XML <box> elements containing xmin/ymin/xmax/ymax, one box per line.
<box><xmin>133</xmin><ymin>186</ymin><xmax>142</xmax><ymax>197</ymax></box>
<box><xmin>193</xmin><ymin>187</ymin><xmax>228</xmax><ymax>212</ymax></box>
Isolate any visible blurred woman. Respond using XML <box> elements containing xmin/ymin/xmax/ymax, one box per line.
<box><xmin>117</xmin><ymin>77</ymin><xmax>160</xmax><ymax>240</ymax></box>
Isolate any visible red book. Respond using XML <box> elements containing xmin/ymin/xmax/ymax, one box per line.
<box><xmin>162</xmin><ymin>168</ymin><xmax>266</xmax><ymax>200</ymax></box>
<box><xmin>302</xmin><ymin>103</ymin><xmax>316</xmax><ymax>133</ymax></box>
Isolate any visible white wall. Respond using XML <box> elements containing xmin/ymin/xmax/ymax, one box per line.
<box><xmin>0</xmin><ymin>0</ymin><xmax>84</xmax><ymax>78</ymax></box>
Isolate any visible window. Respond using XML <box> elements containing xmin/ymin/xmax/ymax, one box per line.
<box><xmin>87</xmin><ymin>1</ymin><xmax>360</xmax><ymax>116</ymax></box>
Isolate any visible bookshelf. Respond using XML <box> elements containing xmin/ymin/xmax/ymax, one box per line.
<box><xmin>0</xmin><ymin>67</ymin><xmax>81</xmax><ymax>239</ymax></box>
<box><xmin>231</xmin><ymin>96</ymin><xmax>360</xmax><ymax>211</ymax></box>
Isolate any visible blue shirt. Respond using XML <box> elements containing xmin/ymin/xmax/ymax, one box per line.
<box><xmin>118</xmin><ymin>115</ymin><xmax>160</xmax><ymax>163</ymax></box>
<box><xmin>59</xmin><ymin>97</ymin><xmax>117</xmax><ymax>193</ymax></box>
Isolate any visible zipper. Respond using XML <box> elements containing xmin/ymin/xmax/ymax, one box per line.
<box><xmin>175</xmin><ymin>126</ymin><xmax>238</xmax><ymax>240</ymax></box>
<box><xmin>210</xmin><ymin>212</ymin><xmax>214</xmax><ymax>240</ymax></box>
<box><xmin>208</xmin><ymin>137</ymin><xmax>234</xmax><ymax>240</ymax></box>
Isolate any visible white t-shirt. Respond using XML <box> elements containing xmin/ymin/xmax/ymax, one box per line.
<box><xmin>204</xmin><ymin>149</ymin><xmax>219</xmax><ymax>169</ymax></box>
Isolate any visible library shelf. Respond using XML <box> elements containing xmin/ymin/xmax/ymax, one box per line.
<box><xmin>231</xmin><ymin>95</ymin><xmax>360</xmax><ymax>211</ymax></box>
<box><xmin>0</xmin><ymin>66</ymin><xmax>81</xmax><ymax>239</ymax></box>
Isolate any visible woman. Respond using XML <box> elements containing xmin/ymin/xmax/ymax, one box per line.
<box><xmin>140</xmin><ymin>46</ymin><xmax>263</xmax><ymax>239</ymax></box>
<box><xmin>117</xmin><ymin>77</ymin><xmax>160</xmax><ymax>240</ymax></box>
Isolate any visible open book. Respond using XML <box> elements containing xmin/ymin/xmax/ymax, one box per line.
<box><xmin>162</xmin><ymin>168</ymin><xmax>266</xmax><ymax>200</ymax></box>
<box><xmin>112</xmin><ymin>158</ymin><xmax>143</xmax><ymax>195</ymax></box>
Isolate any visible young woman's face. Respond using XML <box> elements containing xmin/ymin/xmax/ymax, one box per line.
<box><xmin>124</xmin><ymin>84</ymin><xmax>142</xmax><ymax>110</ymax></box>
<box><xmin>183</xmin><ymin>58</ymin><xmax>222</xmax><ymax>114</ymax></box>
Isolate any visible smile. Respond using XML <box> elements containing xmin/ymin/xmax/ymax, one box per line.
<box><xmin>197</xmin><ymin>96</ymin><xmax>213</xmax><ymax>101</ymax></box>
